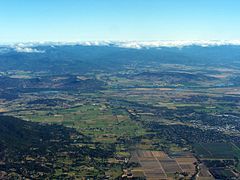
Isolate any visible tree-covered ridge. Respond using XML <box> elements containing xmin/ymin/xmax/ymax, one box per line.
<box><xmin>0</xmin><ymin>116</ymin><xmax>115</xmax><ymax>179</ymax></box>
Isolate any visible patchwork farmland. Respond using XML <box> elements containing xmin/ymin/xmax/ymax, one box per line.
<box><xmin>129</xmin><ymin>150</ymin><xmax>199</xmax><ymax>179</ymax></box>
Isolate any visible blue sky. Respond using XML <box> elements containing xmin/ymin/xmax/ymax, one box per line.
<box><xmin>0</xmin><ymin>0</ymin><xmax>239</xmax><ymax>42</ymax></box>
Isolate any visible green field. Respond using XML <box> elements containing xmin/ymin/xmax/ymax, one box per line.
<box><xmin>23</xmin><ymin>104</ymin><xmax>146</xmax><ymax>143</ymax></box>
<box><xmin>194</xmin><ymin>143</ymin><xmax>240</xmax><ymax>159</ymax></box>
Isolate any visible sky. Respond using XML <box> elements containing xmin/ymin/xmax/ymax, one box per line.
<box><xmin>0</xmin><ymin>0</ymin><xmax>240</xmax><ymax>43</ymax></box>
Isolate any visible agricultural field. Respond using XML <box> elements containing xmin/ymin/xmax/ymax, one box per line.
<box><xmin>194</xmin><ymin>143</ymin><xmax>240</xmax><ymax>179</ymax></box>
<box><xmin>22</xmin><ymin>104</ymin><xmax>146</xmax><ymax>143</ymax></box>
<box><xmin>194</xmin><ymin>143</ymin><xmax>240</xmax><ymax>159</ymax></box>
<box><xmin>128</xmin><ymin>150</ymin><xmax>199</xmax><ymax>179</ymax></box>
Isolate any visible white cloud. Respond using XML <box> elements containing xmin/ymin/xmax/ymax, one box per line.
<box><xmin>75</xmin><ymin>40</ymin><xmax>240</xmax><ymax>49</ymax></box>
<box><xmin>114</xmin><ymin>40</ymin><xmax>240</xmax><ymax>49</ymax></box>
<box><xmin>14</xmin><ymin>46</ymin><xmax>45</xmax><ymax>53</ymax></box>
<box><xmin>3</xmin><ymin>40</ymin><xmax>240</xmax><ymax>50</ymax></box>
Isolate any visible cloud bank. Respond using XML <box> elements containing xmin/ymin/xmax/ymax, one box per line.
<box><xmin>114</xmin><ymin>40</ymin><xmax>240</xmax><ymax>49</ymax></box>
<box><xmin>15</xmin><ymin>46</ymin><xmax>45</xmax><ymax>53</ymax></box>
<box><xmin>76</xmin><ymin>40</ymin><xmax>240</xmax><ymax>49</ymax></box>
<box><xmin>2</xmin><ymin>40</ymin><xmax>240</xmax><ymax>51</ymax></box>
<box><xmin>12</xmin><ymin>43</ymin><xmax>45</xmax><ymax>53</ymax></box>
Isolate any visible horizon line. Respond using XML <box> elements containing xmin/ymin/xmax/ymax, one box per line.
<box><xmin>1</xmin><ymin>40</ymin><xmax>240</xmax><ymax>49</ymax></box>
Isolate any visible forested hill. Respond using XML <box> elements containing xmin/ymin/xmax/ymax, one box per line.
<box><xmin>0</xmin><ymin>116</ymin><xmax>115</xmax><ymax>179</ymax></box>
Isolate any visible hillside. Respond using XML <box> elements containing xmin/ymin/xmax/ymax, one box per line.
<box><xmin>0</xmin><ymin>116</ymin><xmax>115</xmax><ymax>179</ymax></box>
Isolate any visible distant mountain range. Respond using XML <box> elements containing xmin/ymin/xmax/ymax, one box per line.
<box><xmin>0</xmin><ymin>43</ymin><xmax>240</xmax><ymax>74</ymax></box>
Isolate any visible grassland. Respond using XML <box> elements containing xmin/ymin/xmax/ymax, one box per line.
<box><xmin>23</xmin><ymin>103</ymin><xmax>145</xmax><ymax>143</ymax></box>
